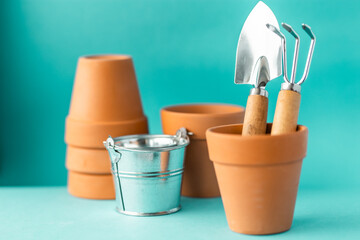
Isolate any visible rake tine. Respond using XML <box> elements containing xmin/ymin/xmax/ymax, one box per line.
<box><xmin>266</xmin><ymin>23</ymin><xmax>289</xmax><ymax>83</ymax></box>
<box><xmin>282</xmin><ymin>23</ymin><xmax>300</xmax><ymax>84</ymax></box>
<box><xmin>298</xmin><ymin>24</ymin><xmax>316</xmax><ymax>85</ymax></box>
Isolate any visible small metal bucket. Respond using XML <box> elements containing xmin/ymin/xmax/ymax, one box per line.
<box><xmin>104</xmin><ymin>128</ymin><xmax>189</xmax><ymax>216</ymax></box>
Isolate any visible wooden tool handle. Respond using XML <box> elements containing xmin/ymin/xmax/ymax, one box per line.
<box><xmin>271</xmin><ymin>90</ymin><xmax>301</xmax><ymax>135</ymax></box>
<box><xmin>242</xmin><ymin>94</ymin><xmax>268</xmax><ymax>136</ymax></box>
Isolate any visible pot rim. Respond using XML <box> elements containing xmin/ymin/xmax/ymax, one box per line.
<box><xmin>65</xmin><ymin>116</ymin><xmax>149</xmax><ymax>148</ymax></box>
<box><xmin>161</xmin><ymin>103</ymin><xmax>245</xmax><ymax>139</ymax></box>
<box><xmin>206</xmin><ymin>123</ymin><xmax>308</xmax><ymax>165</ymax></box>
<box><xmin>162</xmin><ymin>103</ymin><xmax>245</xmax><ymax>118</ymax></box>
<box><xmin>207</xmin><ymin>123</ymin><xmax>307</xmax><ymax>140</ymax></box>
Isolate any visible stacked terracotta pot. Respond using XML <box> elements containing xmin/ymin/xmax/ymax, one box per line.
<box><xmin>65</xmin><ymin>55</ymin><xmax>148</xmax><ymax>199</ymax></box>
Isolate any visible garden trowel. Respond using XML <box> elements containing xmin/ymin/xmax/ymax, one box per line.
<box><xmin>235</xmin><ymin>1</ymin><xmax>282</xmax><ymax>135</ymax></box>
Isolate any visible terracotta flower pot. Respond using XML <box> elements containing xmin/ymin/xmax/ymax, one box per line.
<box><xmin>206</xmin><ymin>124</ymin><xmax>308</xmax><ymax>235</ymax></box>
<box><xmin>66</xmin><ymin>146</ymin><xmax>111</xmax><ymax>174</ymax></box>
<box><xmin>161</xmin><ymin>104</ymin><xmax>245</xmax><ymax>198</ymax></box>
<box><xmin>65</xmin><ymin>55</ymin><xmax>148</xmax><ymax>149</ymax></box>
<box><xmin>67</xmin><ymin>171</ymin><xmax>115</xmax><ymax>200</ymax></box>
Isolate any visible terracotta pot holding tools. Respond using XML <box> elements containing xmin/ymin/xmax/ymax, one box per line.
<box><xmin>161</xmin><ymin>104</ymin><xmax>245</xmax><ymax>198</ymax></box>
<box><xmin>206</xmin><ymin>123</ymin><xmax>308</xmax><ymax>235</ymax></box>
<box><xmin>65</xmin><ymin>55</ymin><xmax>148</xmax><ymax>199</ymax></box>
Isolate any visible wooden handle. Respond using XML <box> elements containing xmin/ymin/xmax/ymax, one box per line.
<box><xmin>271</xmin><ymin>90</ymin><xmax>301</xmax><ymax>135</ymax></box>
<box><xmin>242</xmin><ymin>94</ymin><xmax>268</xmax><ymax>136</ymax></box>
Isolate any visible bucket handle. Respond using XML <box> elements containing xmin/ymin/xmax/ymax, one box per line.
<box><xmin>175</xmin><ymin>127</ymin><xmax>192</xmax><ymax>142</ymax></box>
<box><xmin>176</xmin><ymin>127</ymin><xmax>188</xmax><ymax>139</ymax></box>
<box><xmin>104</xmin><ymin>136</ymin><xmax>122</xmax><ymax>163</ymax></box>
<box><xmin>104</xmin><ymin>136</ymin><xmax>125</xmax><ymax>211</ymax></box>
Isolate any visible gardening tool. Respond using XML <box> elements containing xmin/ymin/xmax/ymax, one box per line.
<box><xmin>267</xmin><ymin>23</ymin><xmax>316</xmax><ymax>135</ymax></box>
<box><xmin>235</xmin><ymin>1</ymin><xmax>282</xmax><ymax>135</ymax></box>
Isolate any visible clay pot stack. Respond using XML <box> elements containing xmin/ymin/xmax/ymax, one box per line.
<box><xmin>161</xmin><ymin>104</ymin><xmax>245</xmax><ymax>198</ymax></box>
<box><xmin>65</xmin><ymin>55</ymin><xmax>148</xmax><ymax>199</ymax></box>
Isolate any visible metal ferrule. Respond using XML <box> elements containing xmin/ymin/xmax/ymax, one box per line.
<box><xmin>250</xmin><ymin>87</ymin><xmax>268</xmax><ymax>97</ymax></box>
<box><xmin>281</xmin><ymin>82</ymin><xmax>301</xmax><ymax>93</ymax></box>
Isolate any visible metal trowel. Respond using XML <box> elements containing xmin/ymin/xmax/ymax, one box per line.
<box><xmin>234</xmin><ymin>1</ymin><xmax>282</xmax><ymax>135</ymax></box>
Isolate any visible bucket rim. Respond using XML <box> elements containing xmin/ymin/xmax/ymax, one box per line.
<box><xmin>108</xmin><ymin>133</ymin><xmax>189</xmax><ymax>152</ymax></box>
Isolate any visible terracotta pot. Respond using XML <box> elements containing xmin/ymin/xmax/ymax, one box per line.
<box><xmin>66</xmin><ymin>146</ymin><xmax>111</xmax><ymax>174</ymax></box>
<box><xmin>161</xmin><ymin>104</ymin><xmax>245</xmax><ymax>198</ymax></box>
<box><xmin>65</xmin><ymin>55</ymin><xmax>148</xmax><ymax>148</ymax></box>
<box><xmin>67</xmin><ymin>171</ymin><xmax>115</xmax><ymax>200</ymax></box>
<box><xmin>65</xmin><ymin>55</ymin><xmax>148</xmax><ymax>199</ymax></box>
<box><xmin>206</xmin><ymin>124</ymin><xmax>308</xmax><ymax>235</ymax></box>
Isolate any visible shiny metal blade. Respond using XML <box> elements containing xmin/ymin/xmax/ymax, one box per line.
<box><xmin>234</xmin><ymin>1</ymin><xmax>282</xmax><ymax>88</ymax></box>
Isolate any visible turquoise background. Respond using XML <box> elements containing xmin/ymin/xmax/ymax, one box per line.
<box><xmin>0</xmin><ymin>0</ymin><xmax>359</xmax><ymax>188</ymax></box>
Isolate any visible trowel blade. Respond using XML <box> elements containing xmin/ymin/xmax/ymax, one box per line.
<box><xmin>234</xmin><ymin>1</ymin><xmax>282</xmax><ymax>87</ymax></box>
